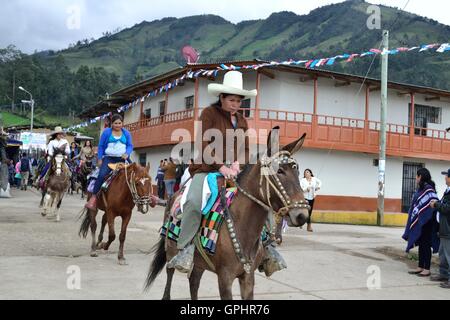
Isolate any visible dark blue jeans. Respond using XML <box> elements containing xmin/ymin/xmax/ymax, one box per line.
<box><xmin>92</xmin><ymin>157</ymin><xmax>125</xmax><ymax>195</ymax></box>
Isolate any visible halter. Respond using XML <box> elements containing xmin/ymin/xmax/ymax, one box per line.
<box><xmin>234</xmin><ymin>150</ymin><xmax>310</xmax><ymax>225</ymax></box>
<box><xmin>219</xmin><ymin>150</ymin><xmax>310</xmax><ymax>274</ymax></box>
<box><xmin>123</xmin><ymin>165</ymin><xmax>153</xmax><ymax>209</ymax></box>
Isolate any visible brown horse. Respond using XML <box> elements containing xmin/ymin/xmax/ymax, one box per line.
<box><xmin>144</xmin><ymin>129</ymin><xmax>310</xmax><ymax>300</ymax></box>
<box><xmin>40</xmin><ymin>145</ymin><xmax>71</xmax><ymax>222</ymax></box>
<box><xmin>79</xmin><ymin>163</ymin><xmax>156</xmax><ymax>265</ymax></box>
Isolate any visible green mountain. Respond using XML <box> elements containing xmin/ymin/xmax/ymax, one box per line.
<box><xmin>44</xmin><ymin>0</ymin><xmax>450</xmax><ymax>89</ymax></box>
<box><xmin>1</xmin><ymin>0</ymin><xmax>449</xmax><ymax>124</ymax></box>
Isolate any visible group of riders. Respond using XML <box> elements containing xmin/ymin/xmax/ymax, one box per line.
<box><xmin>40</xmin><ymin>70</ymin><xmax>291</xmax><ymax>277</ymax></box>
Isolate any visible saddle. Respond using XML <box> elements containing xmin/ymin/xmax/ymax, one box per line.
<box><xmin>161</xmin><ymin>177</ymin><xmax>237</xmax><ymax>255</ymax></box>
<box><xmin>108</xmin><ymin>163</ymin><xmax>130</xmax><ymax>171</ymax></box>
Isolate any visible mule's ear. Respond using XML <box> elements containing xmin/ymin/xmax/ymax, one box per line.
<box><xmin>266</xmin><ymin>126</ymin><xmax>280</xmax><ymax>157</ymax></box>
<box><xmin>282</xmin><ymin>133</ymin><xmax>307</xmax><ymax>155</ymax></box>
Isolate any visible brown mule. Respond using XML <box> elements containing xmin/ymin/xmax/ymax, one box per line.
<box><xmin>79</xmin><ymin>163</ymin><xmax>156</xmax><ymax>265</ymax></box>
<box><xmin>144</xmin><ymin>128</ymin><xmax>310</xmax><ymax>300</ymax></box>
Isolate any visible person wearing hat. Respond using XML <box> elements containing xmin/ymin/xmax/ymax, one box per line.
<box><xmin>168</xmin><ymin>70</ymin><xmax>286</xmax><ymax>275</ymax></box>
<box><xmin>38</xmin><ymin>126</ymin><xmax>71</xmax><ymax>187</ymax></box>
<box><xmin>430</xmin><ymin>169</ymin><xmax>450</xmax><ymax>289</ymax></box>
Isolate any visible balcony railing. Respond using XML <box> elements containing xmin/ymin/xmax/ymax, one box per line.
<box><xmin>124</xmin><ymin>108</ymin><xmax>450</xmax><ymax>160</ymax></box>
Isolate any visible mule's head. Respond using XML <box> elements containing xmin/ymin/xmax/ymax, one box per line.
<box><xmin>51</xmin><ymin>154</ymin><xmax>65</xmax><ymax>176</ymax></box>
<box><xmin>129</xmin><ymin>163</ymin><xmax>154</xmax><ymax>214</ymax></box>
<box><xmin>264</xmin><ymin>127</ymin><xmax>309</xmax><ymax>228</ymax></box>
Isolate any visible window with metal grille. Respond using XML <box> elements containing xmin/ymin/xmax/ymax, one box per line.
<box><xmin>409</xmin><ymin>103</ymin><xmax>442</xmax><ymax>136</ymax></box>
<box><xmin>402</xmin><ymin>162</ymin><xmax>424</xmax><ymax>213</ymax></box>
<box><xmin>185</xmin><ymin>96</ymin><xmax>194</xmax><ymax>109</ymax></box>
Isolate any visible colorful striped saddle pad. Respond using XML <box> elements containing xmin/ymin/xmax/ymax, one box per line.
<box><xmin>101</xmin><ymin>169</ymin><xmax>121</xmax><ymax>192</ymax></box>
<box><xmin>161</xmin><ymin>187</ymin><xmax>238</xmax><ymax>255</ymax></box>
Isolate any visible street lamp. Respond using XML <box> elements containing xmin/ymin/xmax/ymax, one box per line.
<box><xmin>18</xmin><ymin>86</ymin><xmax>34</xmax><ymax>134</ymax></box>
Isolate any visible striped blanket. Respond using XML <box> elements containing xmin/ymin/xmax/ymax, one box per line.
<box><xmin>402</xmin><ymin>184</ymin><xmax>440</xmax><ymax>253</ymax></box>
<box><xmin>161</xmin><ymin>187</ymin><xmax>238</xmax><ymax>254</ymax></box>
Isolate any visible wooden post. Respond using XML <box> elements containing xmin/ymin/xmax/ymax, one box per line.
<box><xmin>410</xmin><ymin>92</ymin><xmax>415</xmax><ymax>147</ymax></box>
<box><xmin>194</xmin><ymin>78</ymin><xmax>200</xmax><ymax>120</ymax></box>
<box><xmin>312</xmin><ymin>77</ymin><xmax>318</xmax><ymax>142</ymax></box>
<box><xmin>255</xmin><ymin>71</ymin><xmax>261</xmax><ymax>120</ymax></box>
<box><xmin>139</xmin><ymin>99</ymin><xmax>144</xmax><ymax>128</ymax></box>
<box><xmin>365</xmin><ymin>85</ymin><xmax>370</xmax><ymax>144</ymax></box>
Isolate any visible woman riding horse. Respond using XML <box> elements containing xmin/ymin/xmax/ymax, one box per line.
<box><xmin>167</xmin><ymin>70</ymin><xmax>285</xmax><ymax>275</ymax></box>
<box><xmin>85</xmin><ymin>114</ymin><xmax>133</xmax><ymax>210</ymax></box>
<box><xmin>39</xmin><ymin>127</ymin><xmax>71</xmax><ymax>187</ymax></box>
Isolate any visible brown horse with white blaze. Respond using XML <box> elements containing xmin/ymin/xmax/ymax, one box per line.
<box><xmin>79</xmin><ymin>163</ymin><xmax>156</xmax><ymax>265</ymax></box>
<box><xmin>144</xmin><ymin>128</ymin><xmax>310</xmax><ymax>300</ymax></box>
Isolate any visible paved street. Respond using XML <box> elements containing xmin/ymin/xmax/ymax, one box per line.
<box><xmin>0</xmin><ymin>188</ymin><xmax>448</xmax><ymax>300</ymax></box>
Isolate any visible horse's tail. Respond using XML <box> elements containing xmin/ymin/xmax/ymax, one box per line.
<box><xmin>78</xmin><ymin>208</ymin><xmax>91</xmax><ymax>239</ymax></box>
<box><xmin>144</xmin><ymin>236</ymin><xmax>167</xmax><ymax>292</ymax></box>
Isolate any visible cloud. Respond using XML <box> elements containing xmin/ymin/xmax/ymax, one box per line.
<box><xmin>1</xmin><ymin>0</ymin><xmax>448</xmax><ymax>54</ymax></box>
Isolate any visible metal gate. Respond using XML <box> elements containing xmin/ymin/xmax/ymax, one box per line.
<box><xmin>402</xmin><ymin>162</ymin><xmax>424</xmax><ymax>213</ymax></box>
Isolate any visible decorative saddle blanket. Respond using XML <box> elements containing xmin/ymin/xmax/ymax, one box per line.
<box><xmin>161</xmin><ymin>186</ymin><xmax>238</xmax><ymax>255</ymax></box>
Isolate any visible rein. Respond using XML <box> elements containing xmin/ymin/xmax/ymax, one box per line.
<box><xmin>123</xmin><ymin>165</ymin><xmax>153</xmax><ymax>208</ymax></box>
<box><xmin>213</xmin><ymin>150</ymin><xmax>311</xmax><ymax>274</ymax></box>
<box><xmin>234</xmin><ymin>151</ymin><xmax>310</xmax><ymax>224</ymax></box>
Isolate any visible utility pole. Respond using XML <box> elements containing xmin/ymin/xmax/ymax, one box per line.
<box><xmin>377</xmin><ymin>30</ymin><xmax>389</xmax><ymax>226</ymax></box>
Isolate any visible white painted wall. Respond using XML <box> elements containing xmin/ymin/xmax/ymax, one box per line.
<box><xmin>167</xmin><ymin>82</ymin><xmax>196</xmax><ymax>113</ymax></box>
<box><xmin>316</xmin><ymin>78</ymin><xmax>366</xmax><ymax>119</ymax></box>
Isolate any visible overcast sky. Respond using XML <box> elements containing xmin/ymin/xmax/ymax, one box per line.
<box><xmin>1</xmin><ymin>0</ymin><xmax>449</xmax><ymax>54</ymax></box>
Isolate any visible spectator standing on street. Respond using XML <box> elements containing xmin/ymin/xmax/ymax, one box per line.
<box><xmin>14</xmin><ymin>160</ymin><xmax>22</xmax><ymax>189</ymax></box>
<box><xmin>430</xmin><ymin>169</ymin><xmax>450</xmax><ymax>289</ymax></box>
<box><xmin>300</xmin><ymin>169</ymin><xmax>322</xmax><ymax>232</ymax></box>
<box><xmin>162</xmin><ymin>158</ymin><xmax>177</xmax><ymax>198</ymax></box>
<box><xmin>19</xmin><ymin>153</ymin><xmax>31</xmax><ymax>191</ymax></box>
<box><xmin>403</xmin><ymin>168</ymin><xmax>440</xmax><ymax>277</ymax></box>
<box><xmin>156</xmin><ymin>160</ymin><xmax>166</xmax><ymax>200</ymax></box>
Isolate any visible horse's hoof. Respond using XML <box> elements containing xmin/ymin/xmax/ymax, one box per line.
<box><xmin>41</xmin><ymin>212</ymin><xmax>46</xmax><ymax>217</ymax></box>
<box><xmin>118</xmin><ymin>259</ymin><xmax>128</xmax><ymax>266</ymax></box>
<box><xmin>90</xmin><ymin>251</ymin><xmax>98</xmax><ymax>257</ymax></box>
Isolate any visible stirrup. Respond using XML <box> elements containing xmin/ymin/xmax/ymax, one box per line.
<box><xmin>259</xmin><ymin>244</ymin><xmax>287</xmax><ymax>277</ymax></box>
<box><xmin>167</xmin><ymin>244</ymin><xmax>195</xmax><ymax>274</ymax></box>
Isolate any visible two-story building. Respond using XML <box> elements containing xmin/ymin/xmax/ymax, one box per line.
<box><xmin>80</xmin><ymin>60</ymin><xmax>450</xmax><ymax>225</ymax></box>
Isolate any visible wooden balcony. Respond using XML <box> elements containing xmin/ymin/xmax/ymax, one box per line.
<box><xmin>124</xmin><ymin>108</ymin><xmax>450</xmax><ymax>161</ymax></box>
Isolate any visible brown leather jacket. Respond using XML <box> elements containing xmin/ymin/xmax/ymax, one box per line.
<box><xmin>189</xmin><ymin>104</ymin><xmax>250</xmax><ymax>176</ymax></box>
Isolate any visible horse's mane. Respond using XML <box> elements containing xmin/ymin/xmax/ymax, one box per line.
<box><xmin>236</xmin><ymin>163</ymin><xmax>255</xmax><ymax>184</ymax></box>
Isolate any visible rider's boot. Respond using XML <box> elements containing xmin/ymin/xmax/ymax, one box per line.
<box><xmin>85</xmin><ymin>195</ymin><xmax>97</xmax><ymax>210</ymax></box>
<box><xmin>258</xmin><ymin>243</ymin><xmax>287</xmax><ymax>277</ymax></box>
<box><xmin>167</xmin><ymin>244</ymin><xmax>195</xmax><ymax>274</ymax></box>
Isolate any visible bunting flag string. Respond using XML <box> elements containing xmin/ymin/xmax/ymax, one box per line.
<box><xmin>66</xmin><ymin>42</ymin><xmax>449</xmax><ymax>131</ymax></box>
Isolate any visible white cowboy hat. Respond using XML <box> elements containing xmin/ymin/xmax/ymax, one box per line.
<box><xmin>0</xmin><ymin>127</ymin><xmax>7</xmax><ymax>137</ymax></box>
<box><xmin>51</xmin><ymin>126</ymin><xmax>66</xmax><ymax>136</ymax></box>
<box><xmin>208</xmin><ymin>71</ymin><xmax>257</xmax><ymax>99</ymax></box>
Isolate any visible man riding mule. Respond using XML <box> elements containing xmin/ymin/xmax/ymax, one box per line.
<box><xmin>79</xmin><ymin>114</ymin><xmax>159</xmax><ymax>265</ymax></box>
<box><xmin>167</xmin><ymin>71</ymin><xmax>288</xmax><ymax>275</ymax></box>
<box><xmin>144</xmin><ymin>71</ymin><xmax>310</xmax><ymax>300</ymax></box>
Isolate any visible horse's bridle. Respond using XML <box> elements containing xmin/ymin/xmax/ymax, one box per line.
<box><xmin>234</xmin><ymin>150</ymin><xmax>311</xmax><ymax>224</ymax></box>
<box><xmin>123</xmin><ymin>165</ymin><xmax>153</xmax><ymax>211</ymax></box>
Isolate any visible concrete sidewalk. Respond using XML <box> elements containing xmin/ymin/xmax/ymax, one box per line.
<box><xmin>0</xmin><ymin>189</ymin><xmax>448</xmax><ymax>300</ymax></box>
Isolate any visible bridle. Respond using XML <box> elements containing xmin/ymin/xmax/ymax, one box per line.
<box><xmin>234</xmin><ymin>150</ymin><xmax>311</xmax><ymax>224</ymax></box>
<box><xmin>123</xmin><ymin>164</ymin><xmax>153</xmax><ymax>212</ymax></box>
<box><xmin>213</xmin><ymin>150</ymin><xmax>311</xmax><ymax>274</ymax></box>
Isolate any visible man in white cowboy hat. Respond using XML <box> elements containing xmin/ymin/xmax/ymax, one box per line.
<box><xmin>167</xmin><ymin>70</ymin><xmax>287</xmax><ymax>276</ymax></box>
